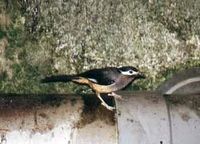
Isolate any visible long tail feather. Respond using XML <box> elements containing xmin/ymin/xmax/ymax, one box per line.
<box><xmin>41</xmin><ymin>75</ymin><xmax>76</xmax><ymax>83</ymax></box>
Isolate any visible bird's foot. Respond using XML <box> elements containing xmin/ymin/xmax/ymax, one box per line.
<box><xmin>108</xmin><ymin>92</ymin><xmax>123</xmax><ymax>100</ymax></box>
<box><xmin>96</xmin><ymin>93</ymin><xmax>115</xmax><ymax>111</ymax></box>
<box><xmin>101</xmin><ymin>102</ymin><xmax>115</xmax><ymax>111</ymax></box>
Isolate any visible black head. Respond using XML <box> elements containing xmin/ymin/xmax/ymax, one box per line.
<box><xmin>118</xmin><ymin>66</ymin><xmax>145</xmax><ymax>79</ymax></box>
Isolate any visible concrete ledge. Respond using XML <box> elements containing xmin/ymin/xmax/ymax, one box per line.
<box><xmin>0</xmin><ymin>93</ymin><xmax>116</xmax><ymax>144</ymax></box>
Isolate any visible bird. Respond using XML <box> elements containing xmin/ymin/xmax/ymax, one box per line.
<box><xmin>41</xmin><ymin>66</ymin><xmax>145</xmax><ymax>111</ymax></box>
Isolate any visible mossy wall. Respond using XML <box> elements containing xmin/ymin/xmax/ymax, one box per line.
<box><xmin>0</xmin><ymin>0</ymin><xmax>200</xmax><ymax>93</ymax></box>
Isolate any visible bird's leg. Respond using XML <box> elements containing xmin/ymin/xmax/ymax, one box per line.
<box><xmin>96</xmin><ymin>93</ymin><xmax>115</xmax><ymax>111</ymax></box>
<box><xmin>108</xmin><ymin>92</ymin><xmax>123</xmax><ymax>100</ymax></box>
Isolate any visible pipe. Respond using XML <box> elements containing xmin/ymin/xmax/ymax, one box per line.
<box><xmin>0</xmin><ymin>92</ymin><xmax>200</xmax><ymax>144</ymax></box>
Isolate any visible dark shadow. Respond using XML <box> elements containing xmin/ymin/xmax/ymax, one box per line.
<box><xmin>0</xmin><ymin>93</ymin><xmax>116</xmax><ymax>127</ymax></box>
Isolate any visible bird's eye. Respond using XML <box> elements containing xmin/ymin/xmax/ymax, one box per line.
<box><xmin>129</xmin><ymin>70</ymin><xmax>133</xmax><ymax>74</ymax></box>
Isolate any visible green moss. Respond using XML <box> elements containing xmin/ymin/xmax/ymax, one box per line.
<box><xmin>8</xmin><ymin>27</ymin><xmax>24</xmax><ymax>46</ymax></box>
<box><xmin>0</xmin><ymin>0</ymin><xmax>200</xmax><ymax>93</ymax></box>
<box><xmin>147</xmin><ymin>0</ymin><xmax>200</xmax><ymax>40</ymax></box>
<box><xmin>0</xmin><ymin>29</ymin><xmax>6</xmax><ymax>39</ymax></box>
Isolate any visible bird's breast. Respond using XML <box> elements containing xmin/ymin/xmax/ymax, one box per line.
<box><xmin>91</xmin><ymin>76</ymin><xmax>134</xmax><ymax>93</ymax></box>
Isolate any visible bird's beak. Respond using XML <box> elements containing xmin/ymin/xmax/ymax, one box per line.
<box><xmin>136</xmin><ymin>72</ymin><xmax>146</xmax><ymax>79</ymax></box>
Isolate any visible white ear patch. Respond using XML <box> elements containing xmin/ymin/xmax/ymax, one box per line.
<box><xmin>120</xmin><ymin>70</ymin><xmax>139</xmax><ymax>76</ymax></box>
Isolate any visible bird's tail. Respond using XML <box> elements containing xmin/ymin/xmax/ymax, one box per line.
<box><xmin>41</xmin><ymin>75</ymin><xmax>77</xmax><ymax>83</ymax></box>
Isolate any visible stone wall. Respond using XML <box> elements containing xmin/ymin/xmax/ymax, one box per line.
<box><xmin>0</xmin><ymin>0</ymin><xmax>199</xmax><ymax>93</ymax></box>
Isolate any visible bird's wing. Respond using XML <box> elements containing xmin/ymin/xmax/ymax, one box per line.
<box><xmin>78</xmin><ymin>67</ymin><xmax>120</xmax><ymax>85</ymax></box>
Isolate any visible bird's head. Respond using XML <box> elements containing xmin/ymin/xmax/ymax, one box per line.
<box><xmin>118</xmin><ymin>66</ymin><xmax>145</xmax><ymax>79</ymax></box>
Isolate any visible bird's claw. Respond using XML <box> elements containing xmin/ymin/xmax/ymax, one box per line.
<box><xmin>108</xmin><ymin>93</ymin><xmax>123</xmax><ymax>100</ymax></box>
<box><xmin>101</xmin><ymin>103</ymin><xmax>115</xmax><ymax>111</ymax></box>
